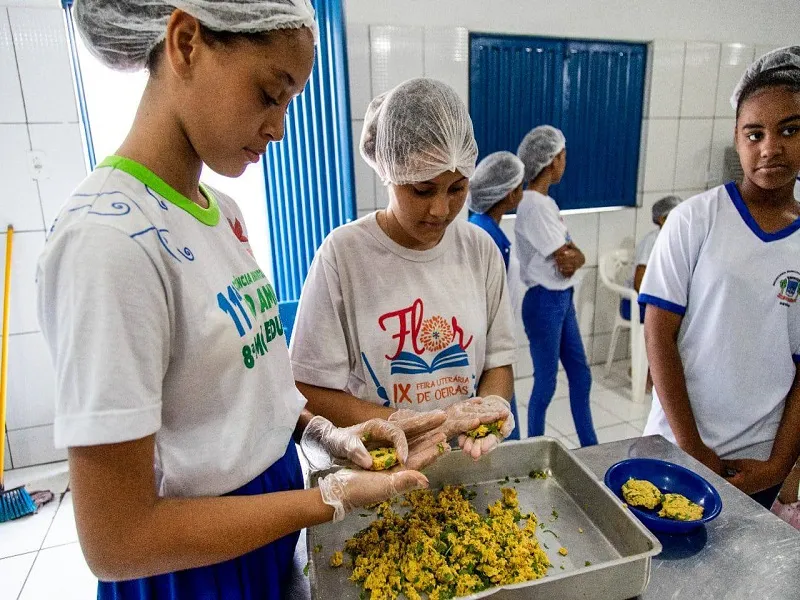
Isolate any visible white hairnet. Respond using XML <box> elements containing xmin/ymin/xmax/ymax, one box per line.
<box><xmin>74</xmin><ymin>0</ymin><xmax>317</xmax><ymax>72</ymax></box>
<box><xmin>467</xmin><ymin>151</ymin><xmax>525</xmax><ymax>214</ymax></box>
<box><xmin>360</xmin><ymin>78</ymin><xmax>478</xmax><ymax>185</ymax></box>
<box><xmin>651</xmin><ymin>195</ymin><xmax>681</xmax><ymax>225</ymax></box>
<box><xmin>517</xmin><ymin>125</ymin><xmax>566</xmax><ymax>183</ymax></box>
<box><xmin>730</xmin><ymin>46</ymin><xmax>800</xmax><ymax>109</ymax></box>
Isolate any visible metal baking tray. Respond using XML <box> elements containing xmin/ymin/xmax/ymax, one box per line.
<box><xmin>308</xmin><ymin>437</ymin><xmax>662</xmax><ymax>600</ymax></box>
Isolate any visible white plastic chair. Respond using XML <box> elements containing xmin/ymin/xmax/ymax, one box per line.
<box><xmin>598</xmin><ymin>249</ymin><xmax>648</xmax><ymax>403</ymax></box>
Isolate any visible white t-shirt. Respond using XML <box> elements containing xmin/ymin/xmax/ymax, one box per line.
<box><xmin>625</xmin><ymin>229</ymin><xmax>659</xmax><ymax>288</ymax></box>
<box><xmin>640</xmin><ymin>183</ymin><xmax>800</xmax><ymax>459</ymax></box>
<box><xmin>289</xmin><ymin>213</ymin><xmax>516</xmax><ymax>410</ymax></box>
<box><xmin>515</xmin><ymin>190</ymin><xmax>575</xmax><ymax>291</ymax></box>
<box><xmin>37</xmin><ymin>156</ymin><xmax>305</xmax><ymax>498</ymax></box>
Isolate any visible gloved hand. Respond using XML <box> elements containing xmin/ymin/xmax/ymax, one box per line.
<box><xmin>300</xmin><ymin>416</ymin><xmax>408</xmax><ymax>471</ymax></box>
<box><xmin>388</xmin><ymin>409</ymin><xmax>450</xmax><ymax>470</ymax></box>
<box><xmin>458</xmin><ymin>395</ymin><xmax>514</xmax><ymax>460</ymax></box>
<box><xmin>440</xmin><ymin>397</ymin><xmax>508</xmax><ymax>441</ymax></box>
<box><xmin>318</xmin><ymin>468</ymin><xmax>429</xmax><ymax>522</ymax></box>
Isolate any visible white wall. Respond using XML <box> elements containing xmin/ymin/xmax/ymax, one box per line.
<box><xmin>344</xmin><ymin>0</ymin><xmax>799</xmax><ymax>46</ymax></box>
<box><xmin>342</xmin><ymin>2</ymin><xmax>791</xmax><ymax>391</ymax></box>
<box><xmin>1</xmin><ymin>5</ymin><xmax>83</xmax><ymax>469</ymax></box>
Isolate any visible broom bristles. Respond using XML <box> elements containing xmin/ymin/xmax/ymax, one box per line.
<box><xmin>0</xmin><ymin>486</ymin><xmax>37</xmax><ymax>523</ymax></box>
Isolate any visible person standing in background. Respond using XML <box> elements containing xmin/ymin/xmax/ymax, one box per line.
<box><xmin>467</xmin><ymin>151</ymin><xmax>526</xmax><ymax>439</ymax></box>
<box><xmin>515</xmin><ymin>126</ymin><xmax>597</xmax><ymax>447</ymax></box>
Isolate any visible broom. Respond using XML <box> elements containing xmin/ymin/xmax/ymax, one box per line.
<box><xmin>0</xmin><ymin>225</ymin><xmax>37</xmax><ymax>522</ymax></box>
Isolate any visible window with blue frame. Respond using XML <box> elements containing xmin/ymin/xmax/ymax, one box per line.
<box><xmin>263</xmin><ymin>0</ymin><xmax>355</xmax><ymax>341</ymax></box>
<box><xmin>470</xmin><ymin>34</ymin><xmax>647</xmax><ymax>210</ymax></box>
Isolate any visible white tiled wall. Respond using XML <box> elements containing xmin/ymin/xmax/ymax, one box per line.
<box><xmin>1</xmin><ymin>5</ymin><xmax>80</xmax><ymax>469</ymax></box>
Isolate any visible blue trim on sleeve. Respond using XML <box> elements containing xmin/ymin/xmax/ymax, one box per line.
<box><xmin>794</xmin><ymin>354</ymin><xmax>800</xmax><ymax>364</ymax></box>
<box><xmin>638</xmin><ymin>293</ymin><xmax>686</xmax><ymax>316</ymax></box>
<box><xmin>726</xmin><ymin>181</ymin><xmax>800</xmax><ymax>242</ymax></box>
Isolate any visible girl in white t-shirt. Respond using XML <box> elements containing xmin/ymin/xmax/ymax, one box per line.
<box><xmin>514</xmin><ymin>126</ymin><xmax>598</xmax><ymax>447</ymax></box>
<box><xmin>37</xmin><ymin>3</ymin><xmax>444</xmax><ymax>599</ymax></box>
<box><xmin>640</xmin><ymin>46</ymin><xmax>800</xmax><ymax>508</ymax></box>
<box><xmin>291</xmin><ymin>79</ymin><xmax>518</xmax><ymax>460</ymax></box>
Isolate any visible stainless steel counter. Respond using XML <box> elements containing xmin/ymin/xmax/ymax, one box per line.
<box><xmin>285</xmin><ymin>435</ymin><xmax>800</xmax><ymax>599</ymax></box>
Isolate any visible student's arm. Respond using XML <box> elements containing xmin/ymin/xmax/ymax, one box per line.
<box><xmin>476</xmin><ymin>365</ymin><xmax>514</xmax><ymax>400</ymax></box>
<box><xmin>644</xmin><ymin>305</ymin><xmax>722</xmax><ymax>474</ymax></box>
<box><xmin>69</xmin><ymin>435</ymin><xmax>335</xmax><ymax>581</ymax></box>
<box><xmin>633</xmin><ymin>265</ymin><xmax>647</xmax><ymax>292</ymax></box>
<box><xmin>553</xmin><ymin>243</ymin><xmax>585</xmax><ymax>278</ymax></box>
<box><xmin>297</xmin><ymin>383</ymin><xmax>393</xmax><ymax>427</ymax></box>
<box><xmin>724</xmin><ymin>365</ymin><xmax>800</xmax><ymax>494</ymax></box>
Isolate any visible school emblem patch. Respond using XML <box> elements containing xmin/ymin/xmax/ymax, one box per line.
<box><xmin>774</xmin><ymin>271</ymin><xmax>800</xmax><ymax>306</ymax></box>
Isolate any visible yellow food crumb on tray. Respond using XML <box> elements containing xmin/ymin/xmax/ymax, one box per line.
<box><xmin>343</xmin><ymin>486</ymin><xmax>550</xmax><ymax>600</ymax></box>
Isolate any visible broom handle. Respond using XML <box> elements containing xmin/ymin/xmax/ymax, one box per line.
<box><xmin>0</xmin><ymin>225</ymin><xmax>13</xmax><ymax>488</ymax></box>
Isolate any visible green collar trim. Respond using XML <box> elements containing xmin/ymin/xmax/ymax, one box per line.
<box><xmin>98</xmin><ymin>155</ymin><xmax>220</xmax><ymax>226</ymax></box>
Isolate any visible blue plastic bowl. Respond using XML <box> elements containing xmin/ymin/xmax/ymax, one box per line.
<box><xmin>604</xmin><ymin>458</ymin><xmax>722</xmax><ymax>533</ymax></box>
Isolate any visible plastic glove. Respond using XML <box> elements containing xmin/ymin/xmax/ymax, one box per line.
<box><xmin>457</xmin><ymin>395</ymin><xmax>514</xmax><ymax>461</ymax></box>
<box><xmin>440</xmin><ymin>397</ymin><xmax>508</xmax><ymax>442</ymax></box>
<box><xmin>388</xmin><ymin>410</ymin><xmax>450</xmax><ymax>470</ymax></box>
<box><xmin>300</xmin><ymin>416</ymin><xmax>408</xmax><ymax>472</ymax></box>
<box><xmin>318</xmin><ymin>468</ymin><xmax>429</xmax><ymax>522</ymax></box>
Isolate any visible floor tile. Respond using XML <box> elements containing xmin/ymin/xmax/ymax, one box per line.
<box><xmin>592</xmin><ymin>387</ymin><xmax>652</xmax><ymax>422</ymax></box>
<box><xmin>42</xmin><ymin>492</ymin><xmax>78</xmax><ymax>549</ymax></box>
<box><xmin>0</xmin><ymin>493</ymin><xmax>59</xmax><ymax>559</ymax></box>
<box><xmin>19</xmin><ymin>543</ymin><xmax>96</xmax><ymax>600</ymax></box>
<box><xmin>0</xmin><ymin>551</ymin><xmax>36</xmax><ymax>599</ymax></box>
<box><xmin>595</xmin><ymin>423</ymin><xmax>642</xmax><ymax>444</ymax></box>
<box><xmin>629</xmin><ymin>417</ymin><xmax>648</xmax><ymax>433</ymax></box>
<box><xmin>557</xmin><ymin>436</ymin><xmax>578</xmax><ymax>450</ymax></box>
<box><xmin>545</xmin><ymin>399</ymin><xmax>622</xmax><ymax>437</ymax></box>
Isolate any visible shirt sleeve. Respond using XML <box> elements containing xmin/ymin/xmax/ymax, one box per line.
<box><xmin>483</xmin><ymin>239</ymin><xmax>517</xmax><ymax>371</ymax></box>
<box><xmin>517</xmin><ymin>199</ymin><xmax>569</xmax><ymax>258</ymax></box>
<box><xmin>289</xmin><ymin>244</ymin><xmax>353</xmax><ymax>390</ymax></box>
<box><xmin>37</xmin><ymin>223</ymin><xmax>169</xmax><ymax>448</ymax></box>
<box><xmin>639</xmin><ymin>204</ymin><xmax>705</xmax><ymax>316</ymax></box>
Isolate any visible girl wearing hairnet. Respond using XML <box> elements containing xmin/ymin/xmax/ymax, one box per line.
<box><xmin>514</xmin><ymin>126</ymin><xmax>598</xmax><ymax>447</ymax></box>
<box><xmin>640</xmin><ymin>46</ymin><xmax>800</xmax><ymax>509</ymax></box>
<box><xmin>36</xmin><ymin>3</ymin><xmax>445</xmax><ymax>598</ymax></box>
<box><xmin>291</xmin><ymin>79</ymin><xmax>518</xmax><ymax>461</ymax></box>
<box><xmin>466</xmin><ymin>151</ymin><xmax>526</xmax><ymax>439</ymax></box>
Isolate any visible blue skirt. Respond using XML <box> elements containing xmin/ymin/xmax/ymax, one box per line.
<box><xmin>98</xmin><ymin>443</ymin><xmax>303</xmax><ymax>600</ymax></box>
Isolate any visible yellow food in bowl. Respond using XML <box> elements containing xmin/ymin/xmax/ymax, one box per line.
<box><xmin>466</xmin><ymin>420</ymin><xmax>505</xmax><ymax>439</ymax></box>
<box><xmin>369</xmin><ymin>447</ymin><xmax>399</xmax><ymax>471</ymax></box>
<box><xmin>621</xmin><ymin>478</ymin><xmax>663</xmax><ymax>510</ymax></box>
<box><xmin>658</xmin><ymin>493</ymin><xmax>704</xmax><ymax>521</ymax></box>
<box><xmin>343</xmin><ymin>486</ymin><xmax>550</xmax><ymax>600</ymax></box>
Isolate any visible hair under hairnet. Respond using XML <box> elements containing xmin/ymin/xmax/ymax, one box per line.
<box><xmin>74</xmin><ymin>0</ymin><xmax>317</xmax><ymax>72</ymax></box>
<box><xmin>651</xmin><ymin>195</ymin><xmax>681</xmax><ymax>225</ymax></box>
<box><xmin>730</xmin><ymin>46</ymin><xmax>800</xmax><ymax>109</ymax></box>
<box><xmin>467</xmin><ymin>151</ymin><xmax>525</xmax><ymax>214</ymax></box>
<box><xmin>360</xmin><ymin>78</ymin><xmax>478</xmax><ymax>186</ymax></box>
<box><xmin>517</xmin><ymin>125</ymin><xmax>566</xmax><ymax>183</ymax></box>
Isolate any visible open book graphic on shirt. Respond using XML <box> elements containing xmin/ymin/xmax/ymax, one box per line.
<box><xmin>390</xmin><ymin>344</ymin><xmax>470</xmax><ymax>375</ymax></box>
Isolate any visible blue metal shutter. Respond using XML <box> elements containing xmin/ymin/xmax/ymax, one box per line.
<box><xmin>469</xmin><ymin>34</ymin><xmax>646</xmax><ymax>210</ymax></box>
<box><xmin>263</xmin><ymin>0</ymin><xmax>355</xmax><ymax>341</ymax></box>
<box><xmin>560</xmin><ymin>41</ymin><xmax>646</xmax><ymax>209</ymax></box>
<box><xmin>470</xmin><ymin>35</ymin><xmax>563</xmax><ymax>159</ymax></box>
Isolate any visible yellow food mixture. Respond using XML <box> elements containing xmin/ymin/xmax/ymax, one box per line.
<box><xmin>330</xmin><ymin>551</ymin><xmax>344</xmax><ymax>568</ymax></box>
<box><xmin>466</xmin><ymin>420</ymin><xmax>505</xmax><ymax>439</ymax></box>
<box><xmin>621</xmin><ymin>478</ymin><xmax>663</xmax><ymax>510</ymax></box>
<box><xmin>369</xmin><ymin>447</ymin><xmax>399</xmax><ymax>471</ymax></box>
<box><xmin>342</xmin><ymin>486</ymin><xmax>550</xmax><ymax>600</ymax></box>
<box><xmin>658</xmin><ymin>493</ymin><xmax>704</xmax><ymax>521</ymax></box>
